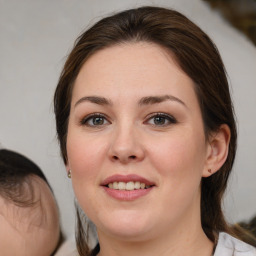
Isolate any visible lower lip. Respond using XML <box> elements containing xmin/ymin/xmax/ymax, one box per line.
<box><xmin>102</xmin><ymin>186</ymin><xmax>154</xmax><ymax>201</ymax></box>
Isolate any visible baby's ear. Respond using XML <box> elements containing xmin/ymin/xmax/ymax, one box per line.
<box><xmin>202</xmin><ymin>124</ymin><xmax>231</xmax><ymax>177</ymax></box>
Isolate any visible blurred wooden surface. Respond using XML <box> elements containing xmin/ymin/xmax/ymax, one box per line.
<box><xmin>203</xmin><ymin>0</ymin><xmax>256</xmax><ymax>45</ymax></box>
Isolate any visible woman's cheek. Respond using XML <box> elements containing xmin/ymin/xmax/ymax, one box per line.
<box><xmin>67</xmin><ymin>134</ymin><xmax>107</xmax><ymax>178</ymax></box>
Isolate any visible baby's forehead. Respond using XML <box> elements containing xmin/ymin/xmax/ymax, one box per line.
<box><xmin>0</xmin><ymin>175</ymin><xmax>56</xmax><ymax>231</ymax></box>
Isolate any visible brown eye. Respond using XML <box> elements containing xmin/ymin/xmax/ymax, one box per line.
<box><xmin>92</xmin><ymin>117</ymin><xmax>105</xmax><ymax>125</ymax></box>
<box><xmin>153</xmin><ymin>116</ymin><xmax>167</xmax><ymax>125</ymax></box>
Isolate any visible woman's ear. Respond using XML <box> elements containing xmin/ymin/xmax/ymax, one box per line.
<box><xmin>202</xmin><ymin>124</ymin><xmax>231</xmax><ymax>177</ymax></box>
<box><xmin>65</xmin><ymin>161</ymin><xmax>70</xmax><ymax>176</ymax></box>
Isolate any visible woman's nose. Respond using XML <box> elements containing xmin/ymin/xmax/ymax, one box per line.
<box><xmin>108</xmin><ymin>126</ymin><xmax>145</xmax><ymax>164</ymax></box>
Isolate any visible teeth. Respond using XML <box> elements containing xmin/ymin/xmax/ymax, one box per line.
<box><xmin>107</xmin><ymin>181</ymin><xmax>151</xmax><ymax>190</ymax></box>
<box><xmin>126</xmin><ymin>181</ymin><xmax>134</xmax><ymax>190</ymax></box>
<box><xmin>113</xmin><ymin>182</ymin><xmax>118</xmax><ymax>189</ymax></box>
<box><xmin>134</xmin><ymin>181</ymin><xmax>140</xmax><ymax>189</ymax></box>
<box><xmin>118</xmin><ymin>182</ymin><xmax>126</xmax><ymax>190</ymax></box>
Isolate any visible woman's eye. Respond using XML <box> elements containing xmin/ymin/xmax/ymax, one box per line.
<box><xmin>81</xmin><ymin>114</ymin><xmax>109</xmax><ymax>127</ymax></box>
<box><xmin>146</xmin><ymin>113</ymin><xmax>177</xmax><ymax>126</ymax></box>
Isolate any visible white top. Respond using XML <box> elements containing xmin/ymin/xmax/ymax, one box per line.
<box><xmin>55</xmin><ymin>232</ymin><xmax>256</xmax><ymax>256</ymax></box>
<box><xmin>214</xmin><ymin>232</ymin><xmax>256</xmax><ymax>256</ymax></box>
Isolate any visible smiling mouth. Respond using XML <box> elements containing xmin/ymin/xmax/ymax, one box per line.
<box><xmin>106</xmin><ymin>181</ymin><xmax>154</xmax><ymax>190</ymax></box>
<box><xmin>101</xmin><ymin>175</ymin><xmax>155</xmax><ymax>200</ymax></box>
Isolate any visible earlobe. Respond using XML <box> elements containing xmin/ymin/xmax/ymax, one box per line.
<box><xmin>65</xmin><ymin>162</ymin><xmax>71</xmax><ymax>176</ymax></box>
<box><xmin>202</xmin><ymin>124</ymin><xmax>231</xmax><ymax>177</ymax></box>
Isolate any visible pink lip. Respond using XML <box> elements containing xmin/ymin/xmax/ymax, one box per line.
<box><xmin>101</xmin><ymin>174</ymin><xmax>155</xmax><ymax>186</ymax></box>
<box><xmin>101</xmin><ymin>174</ymin><xmax>155</xmax><ymax>201</ymax></box>
<box><xmin>102</xmin><ymin>186</ymin><xmax>154</xmax><ymax>201</ymax></box>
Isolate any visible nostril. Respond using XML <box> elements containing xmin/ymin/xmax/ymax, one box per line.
<box><xmin>111</xmin><ymin>155</ymin><xmax>137</xmax><ymax>161</ymax></box>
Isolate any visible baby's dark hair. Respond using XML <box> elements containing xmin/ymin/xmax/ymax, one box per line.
<box><xmin>0</xmin><ymin>149</ymin><xmax>64</xmax><ymax>254</ymax></box>
<box><xmin>0</xmin><ymin>149</ymin><xmax>50</xmax><ymax>207</ymax></box>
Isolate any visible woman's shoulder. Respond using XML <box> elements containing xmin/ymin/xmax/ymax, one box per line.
<box><xmin>214</xmin><ymin>232</ymin><xmax>256</xmax><ymax>256</ymax></box>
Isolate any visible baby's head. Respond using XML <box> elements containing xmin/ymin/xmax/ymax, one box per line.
<box><xmin>0</xmin><ymin>149</ymin><xmax>62</xmax><ymax>255</ymax></box>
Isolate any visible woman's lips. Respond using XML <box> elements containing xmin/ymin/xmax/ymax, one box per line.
<box><xmin>102</xmin><ymin>186</ymin><xmax>154</xmax><ymax>201</ymax></box>
<box><xmin>101</xmin><ymin>174</ymin><xmax>155</xmax><ymax>201</ymax></box>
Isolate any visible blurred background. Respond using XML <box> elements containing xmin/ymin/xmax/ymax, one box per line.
<box><xmin>0</xmin><ymin>0</ymin><xmax>256</xmax><ymax>238</ymax></box>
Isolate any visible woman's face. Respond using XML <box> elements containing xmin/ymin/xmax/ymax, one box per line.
<box><xmin>66</xmin><ymin>42</ymin><xmax>212</xmax><ymax>241</ymax></box>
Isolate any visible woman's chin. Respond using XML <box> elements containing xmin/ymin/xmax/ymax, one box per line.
<box><xmin>96</xmin><ymin>216</ymin><xmax>154</xmax><ymax>241</ymax></box>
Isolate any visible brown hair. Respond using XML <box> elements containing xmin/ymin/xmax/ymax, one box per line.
<box><xmin>54</xmin><ymin>6</ymin><xmax>252</xmax><ymax>254</ymax></box>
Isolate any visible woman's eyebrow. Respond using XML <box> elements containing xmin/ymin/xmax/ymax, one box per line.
<box><xmin>74</xmin><ymin>95</ymin><xmax>186</xmax><ymax>108</ymax></box>
<box><xmin>74</xmin><ymin>96</ymin><xmax>113</xmax><ymax>107</ymax></box>
<box><xmin>138</xmin><ymin>95</ymin><xmax>187</xmax><ymax>108</ymax></box>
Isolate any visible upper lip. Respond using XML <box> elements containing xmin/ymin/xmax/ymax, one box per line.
<box><xmin>101</xmin><ymin>174</ymin><xmax>155</xmax><ymax>186</ymax></box>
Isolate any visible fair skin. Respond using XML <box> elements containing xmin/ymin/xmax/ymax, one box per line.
<box><xmin>0</xmin><ymin>175</ymin><xmax>60</xmax><ymax>256</ymax></box>
<box><xmin>66</xmin><ymin>42</ymin><xmax>230</xmax><ymax>256</ymax></box>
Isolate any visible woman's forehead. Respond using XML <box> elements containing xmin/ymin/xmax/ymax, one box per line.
<box><xmin>76</xmin><ymin>42</ymin><xmax>179</xmax><ymax>80</ymax></box>
<box><xmin>72</xmin><ymin>42</ymin><xmax>196</xmax><ymax>105</ymax></box>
